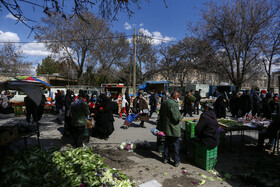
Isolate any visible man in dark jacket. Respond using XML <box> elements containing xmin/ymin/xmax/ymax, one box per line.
<box><xmin>157</xmin><ymin>91</ymin><xmax>182</xmax><ymax>167</ymax></box>
<box><xmin>195</xmin><ymin>102</ymin><xmax>220</xmax><ymax>149</ymax></box>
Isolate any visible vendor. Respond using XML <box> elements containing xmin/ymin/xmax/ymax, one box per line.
<box><xmin>195</xmin><ymin>102</ymin><xmax>220</xmax><ymax>149</ymax></box>
<box><xmin>257</xmin><ymin>114</ymin><xmax>280</xmax><ymax>150</ymax></box>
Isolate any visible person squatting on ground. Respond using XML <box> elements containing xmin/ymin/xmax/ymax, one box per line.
<box><xmin>139</xmin><ymin>93</ymin><xmax>149</xmax><ymax>128</ymax></box>
<box><xmin>157</xmin><ymin>91</ymin><xmax>182</xmax><ymax>167</ymax></box>
<box><xmin>195</xmin><ymin>102</ymin><xmax>220</xmax><ymax>149</ymax></box>
<box><xmin>70</xmin><ymin>90</ymin><xmax>90</xmax><ymax>147</ymax></box>
<box><xmin>120</xmin><ymin>95</ymin><xmax>128</xmax><ymax>117</ymax></box>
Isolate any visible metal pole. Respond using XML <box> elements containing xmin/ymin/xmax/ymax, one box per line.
<box><xmin>133</xmin><ymin>28</ymin><xmax>137</xmax><ymax>97</ymax></box>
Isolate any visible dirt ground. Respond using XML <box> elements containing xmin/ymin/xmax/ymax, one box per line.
<box><xmin>1</xmin><ymin>113</ymin><xmax>280</xmax><ymax>187</ymax></box>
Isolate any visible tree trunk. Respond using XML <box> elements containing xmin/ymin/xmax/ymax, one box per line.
<box><xmin>267</xmin><ymin>73</ymin><xmax>271</xmax><ymax>92</ymax></box>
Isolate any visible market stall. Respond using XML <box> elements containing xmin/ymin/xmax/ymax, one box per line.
<box><xmin>217</xmin><ymin>117</ymin><xmax>270</xmax><ymax>151</ymax></box>
<box><xmin>0</xmin><ymin>80</ymin><xmax>48</xmax><ymax>148</ymax></box>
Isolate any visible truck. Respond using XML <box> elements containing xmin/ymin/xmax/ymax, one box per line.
<box><xmin>138</xmin><ymin>81</ymin><xmax>170</xmax><ymax>94</ymax></box>
<box><xmin>185</xmin><ymin>84</ymin><xmax>210</xmax><ymax>98</ymax></box>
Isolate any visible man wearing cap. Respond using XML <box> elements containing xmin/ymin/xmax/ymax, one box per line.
<box><xmin>195</xmin><ymin>102</ymin><xmax>220</xmax><ymax>149</ymax></box>
<box><xmin>157</xmin><ymin>91</ymin><xmax>182</xmax><ymax>167</ymax></box>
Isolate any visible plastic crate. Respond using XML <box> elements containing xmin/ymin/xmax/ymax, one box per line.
<box><xmin>185</xmin><ymin>122</ymin><xmax>196</xmax><ymax>138</ymax></box>
<box><xmin>157</xmin><ymin>136</ymin><xmax>165</xmax><ymax>153</ymax></box>
<box><xmin>194</xmin><ymin>143</ymin><xmax>218</xmax><ymax>158</ymax></box>
<box><xmin>195</xmin><ymin>156</ymin><xmax>217</xmax><ymax>171</ymax></box>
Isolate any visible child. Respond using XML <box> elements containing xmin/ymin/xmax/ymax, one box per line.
<box><xmin>120</xmin><ymin>95</ymin><xmax>128</xmax><ymax>117</ymax></box>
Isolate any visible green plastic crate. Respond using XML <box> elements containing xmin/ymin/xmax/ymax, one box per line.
<box><xmin>185</xmin><ymin>122</ymin><xmax>196</xmax><ymax>138</ymax></box>
<box><xmin>194</xmin><ymin>143</ymin><xmax>218</xmax><ymax>158</ymax></box>
<box><xmin>195</xmin><ymin>156</ymin><xmax>217</xmax><ymax>171</ymax></box>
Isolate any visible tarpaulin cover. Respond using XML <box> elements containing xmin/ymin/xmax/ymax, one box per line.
<box><xmin>0</xmin><ymin>81</ymin><xmax>43</xmax><ymax>106</ymax></box>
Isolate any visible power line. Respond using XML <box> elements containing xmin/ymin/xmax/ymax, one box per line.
<box><xmin>0</xmin><ymin>35</ymin><xmax>177</xmax><ymax>44</ymax></box>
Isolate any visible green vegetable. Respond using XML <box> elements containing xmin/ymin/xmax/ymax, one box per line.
<box><xmin>0</xmin><ymin>147</ymin><xmax>134</xmax><ymax>186</ymax></box>
<box><xmin>199</xmin><ymin>179</ymin><xmax>206</xmax><ymax>185</ymax></box>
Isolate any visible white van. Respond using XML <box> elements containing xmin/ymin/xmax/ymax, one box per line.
<box><xmin>9</xmin><ymin>91</ymin><xmax>26</xmax><ymax>103</ymax></box>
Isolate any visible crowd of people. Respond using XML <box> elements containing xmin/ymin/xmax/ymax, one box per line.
<box><xmin>19</xmin><ymin>87</ymin><xmax>279</xmax><ymax>165</ymax></box>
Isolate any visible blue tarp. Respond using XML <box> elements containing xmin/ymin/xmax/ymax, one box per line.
<box><xmin>138</xmin><ymin>81</ymin><xmax>170</xmax><ymax>93</ymax></box>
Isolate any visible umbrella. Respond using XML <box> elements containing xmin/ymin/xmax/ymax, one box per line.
<box><xmin>22</xmin><ymin>76</ymin><xmax>51</xmax><ymax>89</ymax></box>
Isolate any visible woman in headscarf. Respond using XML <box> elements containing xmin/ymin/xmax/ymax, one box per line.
<box><xmin>139</xmin><ymin>93</ymin><xmax>149</xmax><ymax>128</ymax></box>
<box><xmin>213</xmin><ymin>95</ymin><xmax>227</xmax><ymax>118</ymax></box>
<box><xmin>93</xmin><ymin>94</ymin><xmax>115</xmax><ymax>140</ymax></box>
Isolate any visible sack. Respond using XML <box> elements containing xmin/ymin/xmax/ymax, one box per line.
<box><xmin>143</xmin><ymin>109</ymin><xmax>149</xmax><ymax>114</ymax></box>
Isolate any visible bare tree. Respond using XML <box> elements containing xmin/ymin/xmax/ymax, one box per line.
<box><xmin>0</xmin><ymin>0</ymin><xmax>143</xmax><ymax>36</ymax></box>
<box><xmin>259</xmin><ymin>19</ymin><xmax>280</xmax><ymax>91</ymax></box>
<box><xmin>36</xmin><ymin>11</ymin><xmax>110</xmax><ymax>82</ymax></box>
<box><xmin>0</xmin><ymin>43</ymin><xmax>32</xmax><ymax>76</ymax></box>
<box><xmin>194</xmin><ymin>0</ymin><xmax>279</xmax><ymax>91</ymax></box>
<box><xmin>136</xmin><ymin>33</ymin><xmax>157</xmax><ymax>78</ymax></box>
<box><xmin>89</xmin><ymin>32</ymin><xmax>130</xmax><ymax>83</ymax></box>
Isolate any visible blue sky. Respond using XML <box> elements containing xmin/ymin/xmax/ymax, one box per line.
<box><xmin>0</xmin><ymin>0</ymin><xmax>208</xmax><ymax>71</ymax></box>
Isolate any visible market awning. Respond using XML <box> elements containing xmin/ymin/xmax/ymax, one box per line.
<box><xmin>21</xmin><ymin>76</ymin><xmax>51</xmax><ymax>89</ymax></box>
<box><xmin>0</xmin><ymin>81</ymin><xmax>43</xmax><ymax>106</ymax></box>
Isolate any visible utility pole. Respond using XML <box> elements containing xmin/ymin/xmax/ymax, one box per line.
<box><xmin>133</xmin><ymin>28</ymin><xmax>137</xmax><ymax>97</ymax></box>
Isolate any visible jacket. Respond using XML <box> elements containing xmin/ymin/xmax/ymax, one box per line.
<box><xmin>157</xmin><ymin>99</ymin><xmax>182</xmax><ymax>137</ymax></box>
<box><xmin>71</xmin><ymin>98</ymin><xmax>90</xmax><ymax>127</ymax></box>
<box><xmin>195</xmin><ymin>109</ymin><xmax>220</xmax><ymax>149</ymax></box>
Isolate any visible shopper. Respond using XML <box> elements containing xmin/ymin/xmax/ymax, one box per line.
<box><xmin>157</xmin><ymin>91</ymin><xmax>182</xmax><ymax>167</ymax></box>
<box><xmin>120</xmin><ymin>95</ymin><xmax>128</xmax><ymax>118</ymax></box>
<box><xmin>139</xmin><ymin>93</ymin><xmax>149</xmax><ymax>128</ymax></box>
<box><xmin>93</xmin><ymin>94</ymin><xmax>115</xmax><ymax>140</ymax></box>
<box><xmin>70</xmin><ymin>90</ymin><xmax>90</xmax><ymax>147</ymax></box>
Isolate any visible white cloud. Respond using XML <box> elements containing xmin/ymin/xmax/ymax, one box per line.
<box><xmin>0</xmin><ymin>30</ymin><xmax>20</xmax><ymax>43</ymax></box>
<box><xmin>139</xmin><ymin>23</ymin><xmax>144</xmax><ymax>27</ymax></box>
<box><xmin>139</xmin><ymin>28</ymin><xmax>175</xmax><ymax>45</ymax></box>
<box><xmin>19</xmin><ymin>42</ymin><xmax>52</xmax><ymax>56</ymax></box>
<box><xmin>124</xmin><ymin>22</ymin><xmax>132</xmax><ymax>30</ymax></box>
<box><xmin>5</xmin><ymin>13</ymin><xmax>18</xmax><ymax>20</ymax></box>
<box><xmin>5</xmin><ymin>13</ymin><xmax>24</xmax><ymax>21</ymax></box>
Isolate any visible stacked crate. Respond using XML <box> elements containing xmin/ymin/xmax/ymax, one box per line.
<box><xmin>185</xmin><ymin>120</ymin><xmax>197</xmax><ymax>139</ymax></box>
<box><xmin>194</xmin><ymin>142</ymin><xmax>218</xmax><ymax>170</ymax></box>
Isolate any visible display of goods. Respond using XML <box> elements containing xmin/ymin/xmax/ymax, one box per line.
<box><xmin>243</xmin><ymin>116</ymin><xmax>267</xmax><ymax>124</ymax></box>
<box><xmin>1</xmin><ymin>147</ymin><xmax>134</xmax><ymax>186</ymax></box>
<box><xmin>218</xmin><ymin>119</ymin><xmax>243</xmax><ymax>127</ymax></box>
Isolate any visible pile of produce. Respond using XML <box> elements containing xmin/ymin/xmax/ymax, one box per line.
<box><xmin>1</xmin><ymin>147</ymin><xmax>134</xmax><ymax>186</ymax></box>
<box><xmin>218</xmin><ymin>119</ymin><xmax>243</xmax><ymax>127</ymax></box>
<box><xmin>240</xmin><ymin>116</ymin><xmax>268</xmax><ymax>124</ymax></box>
